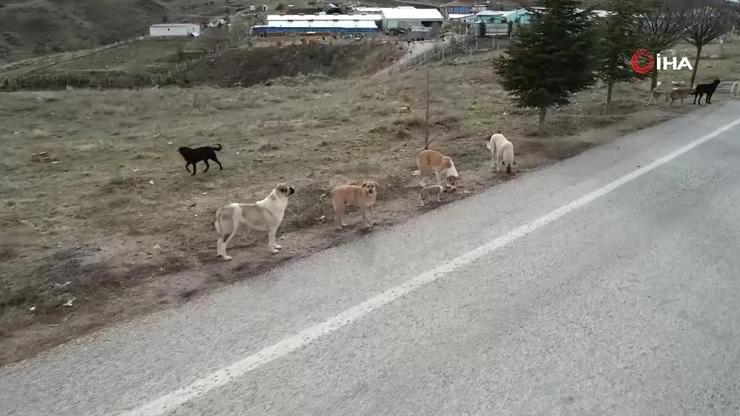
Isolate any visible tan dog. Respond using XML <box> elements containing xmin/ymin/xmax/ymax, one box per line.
<box><xmin>331</xmin><ymin>181</ymin><xmax>379</xmax><ymax>229</ymax></box>
<box><xmin>214</xmin><ymin>183</ymin><xmax>295</xmax><ymax>260</ymax></box>
<box><xmin>419</xmin><ymin>184</ymin><xmax>444</xmax><ymax>206</ymax></box>
<box><xmin>486</xmin><ymin>133</ymin><xmax>516</xmax><ymax>174</ymax></box>
<box><xmin>646</xmin><ymin>82</ymin><xmax>669</xmax><ymax>105</ymax></box>
<box><xmin>670</xmin><ymin>87</ymin><xmax>693</xmax><ymax>106</ymax></box>
<box><xmin>416</xmin><ymin>149</ymin><xmax>460</xmax><ymax>191</ymax></box>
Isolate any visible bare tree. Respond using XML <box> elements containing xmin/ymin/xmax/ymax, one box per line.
<box><xmin>684</xmin><ymin>0</ymin><xmax>732</xmax><ymax>86</ymax></box>
<box><xmin>636</xmin><ymin>0</ymin><xmax>687</xmax><ymax>89</ymax></box>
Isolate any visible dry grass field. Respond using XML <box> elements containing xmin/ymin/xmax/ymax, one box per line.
<box><xmin>1</xmin><ymin>39</ymin><xmax>737</xmax><ymax>364</ymax></box>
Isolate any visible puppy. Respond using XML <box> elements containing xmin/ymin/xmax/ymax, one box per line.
<box><xmin>214</xmin><ymin>183</ymin><xmax>295</xmax><ymax>260</ymax></box>
<box><xmin>693</xmin><ymin>79</ymin><xmax>721</xmax><ymax>105</ymax></box>
<box><xmin>416</xmin><ymin>149</ymin><xmax>460</xmax><ymax>191</ymax></box>
<box><xmin>419</xmin><ymin>184</ymin><xmax>444</xmax><ymax>206</ymax></box>
<box><xmin>486</xmin><ymin>133</ymin><xmax>516</xmax><ymax>174</ymax></box>
<box><xmin>178</xmin><ymin>144</ymin><xmax>223</xmax><ymax>175</ymax></box>
<box><xmin>331</xmin><ymin>181</ymin><xmax>378</xmax><ymax>229</ymax></box>
<box><xmin>670</xmin><ymin>87</ymin><xmax>693</xmax><ymax>106</ymax></box>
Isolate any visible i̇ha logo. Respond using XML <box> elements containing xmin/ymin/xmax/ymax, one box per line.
<box><xmin>630</xmin><ymin>49</ymin><xmax>693</xmax><ymax>74</ymax></box>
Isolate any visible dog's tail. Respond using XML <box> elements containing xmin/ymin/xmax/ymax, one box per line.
<box><xmin>214</xmin><ymin>143</ymin><xmax>223</xmax><ymax>151</ymax></box>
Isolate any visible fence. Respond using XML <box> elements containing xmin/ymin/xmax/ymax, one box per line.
<box><xmin>396</xmin><ymin>34</ymin><xmax>508</xmax><ymax>72</ymax></box>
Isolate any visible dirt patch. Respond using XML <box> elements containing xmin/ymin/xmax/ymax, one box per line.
<box><xmin>2</xmin><ymin>40</ymin><xmax>736</xmax><ymax>365</ymax></box>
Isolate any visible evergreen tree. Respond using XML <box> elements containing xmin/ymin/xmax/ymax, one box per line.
<box><xmin>495</xmin><ymin>0</ymin><xmax>597</xmax><ymax>135</ymax></box>
<box><xmin>596</xmin><ymin>0</ymin><xmax>645</xmax><ymax>112</ymax></box>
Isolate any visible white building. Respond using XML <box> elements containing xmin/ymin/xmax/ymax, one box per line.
<box><xmin>149</xmin><ymin>23</ymin><xmax>201</xmax><ymax>37</ymax></box>
<box><xmin>266</xmin><ymin>13</ymin><xmax>381</xmax><ymax>22</ymax></box>
<box><xmin>380</xmin><ymin>7</ymin><xmax>444</xmax><ymax>32</ymax></box>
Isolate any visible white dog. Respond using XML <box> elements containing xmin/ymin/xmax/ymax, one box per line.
<box><xmin>214</xmin><ymin>183</ymin><xmax>295</xmax><ymax>260</ymax></box>
<box><xmin>730</xmin><ymin>81</ymin><xmax>739</xmax><ymax>100</ymax></box>
<box><xmin>486</xmin><ymin>133</ymin><xmax>516</xmax><ymax>174</ymax></box>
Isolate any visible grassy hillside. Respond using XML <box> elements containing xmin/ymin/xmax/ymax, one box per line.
<box><xmin>0</xmin><ymin>0</ymin><xmax>267</xmax><ymax>64</ymax></box>
<box><xmin>0</xmin><ymin>0</ymin><xmax>528</xmax><ymax>65</ymax></box>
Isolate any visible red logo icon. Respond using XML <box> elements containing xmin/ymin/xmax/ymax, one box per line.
<box><xmin>631</xmin><ymin>49</ymin><xmax>655</xmax><ymax>74</ymax></box>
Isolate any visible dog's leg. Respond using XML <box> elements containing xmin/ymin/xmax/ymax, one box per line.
<box><xmin>267</xmin><ymin>228</ymin><xmax>281</xmax><ymax>254</ymax></box>
<box><xmin>221</xmin><ymin>224</ymin><xmax>240</xmax><ymax>261</ymax></box>
<box><xmin>490</xmin><ymin>145</ymin><xmax>496</xmax><ymax>169</ymax></box>
<box><xmin>420</xmin><ymin>192</ymin><xmax>426</xmax><ymax>206</ymax></box>
<box><xmin>191</xmin><ymin>163</ymin><xmax>197</xmax><ymax>176</ymax></box>
<box><xmin>186</xmin><ymin>163</ymin><xmax>192</xmax><ymax>173</ymax></box>
<box><xmin>213</xmin><ymin>156</ymin><xmax>223</xmax><ymax>170</ymax></box>
<box><xmin>361</xmin><ymin>207</ymin><xmax>370</xmax><ymax>228</ymax></box>
<box><xmin>203</xmin><ymin>160</ymin><xmax>210</xmax><ymax>173</ymax></box>
<box><xmin>334</xmin><ymin>202</ymin><xmax>346</xmax><ymax>229</ymax></box>
<box><xmin>361</xmin><ymin>206</ymin><xmax>373</xmax><ymax>228</ymax></box>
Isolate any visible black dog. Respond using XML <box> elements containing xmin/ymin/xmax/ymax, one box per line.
<box><xmin>693</xmin><ymin>79</ymin><xmax>721</xmax><ymax>105</ymax></box>
<box><xmin>178</xmin><ymin>144</ymin><xmax>223</xmax><ymax>175</ymax></box>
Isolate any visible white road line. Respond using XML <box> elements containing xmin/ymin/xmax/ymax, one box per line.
<box><xmin>114</xmin><ymin>116</ymin><xmax>740</xmax><ymax>416</ymax></box>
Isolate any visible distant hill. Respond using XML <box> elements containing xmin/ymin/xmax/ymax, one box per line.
<box><xmin>0</xmin><ymin>0</ymin><xmax>254</xmax><ymax>64</ymax></box>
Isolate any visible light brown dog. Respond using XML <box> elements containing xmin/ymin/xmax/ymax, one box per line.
<box><xmin>646</xmin><ymin>86</ymin><xmax>669</xmax><ymax>105</ymax></box>
<box><xmin>416</xmin><ymin>149</ymin><xmax>460</xmax><ymax>191</ymax></box>
<box><xmin>670</xmin><ymin>87</ymin><xmax>694</xmax><ymax>106</ymax></box>
<box><xmin>331</xmin><ymin>181</ymin><xmax>379</xmax><ymax>229</ymax></box>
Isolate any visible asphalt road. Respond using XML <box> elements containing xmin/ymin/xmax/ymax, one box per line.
<box><xmin>2</xmin><ymin>102</ymin><xmax>740</xmax><ymax>416</ymax></box>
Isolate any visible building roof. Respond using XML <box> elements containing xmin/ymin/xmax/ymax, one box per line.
<box><xmin>150</xmin><ymin>23</ymin><xmax>200</xmax><ymax>27</ymax></box>
<box><xmin>267</xmin><ymin>13</ymin><xmax>380</xmax><ymax>21</ymax></box>
<box><xmin>264</xmin><ymin>20</ymin><xmax>378</xmax><ymax>29</ymax></box>
<box><xmin>380</xmin><ymin>7</ymin><xmax>444</xmax><ymax>20</ymax></box>
<box><xmin>448</xmin><ymin>13</ymin><xmax>474</xmax><ymax>19</ymax></box>
<box><xmin>475</xmin><ymin>10</ymin><xmax>505</xmax><ymax>16</ymax></box>
<box><xmin>353</xmin><ymin>6</ymin><xmax>382</xmax><ymax>12</ymax></box>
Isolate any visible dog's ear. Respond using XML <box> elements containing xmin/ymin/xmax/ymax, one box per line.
<box><xmin>277</xmin><ymin>184</ymin><xmax>288</xmax><ymax>195</ymax></box>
